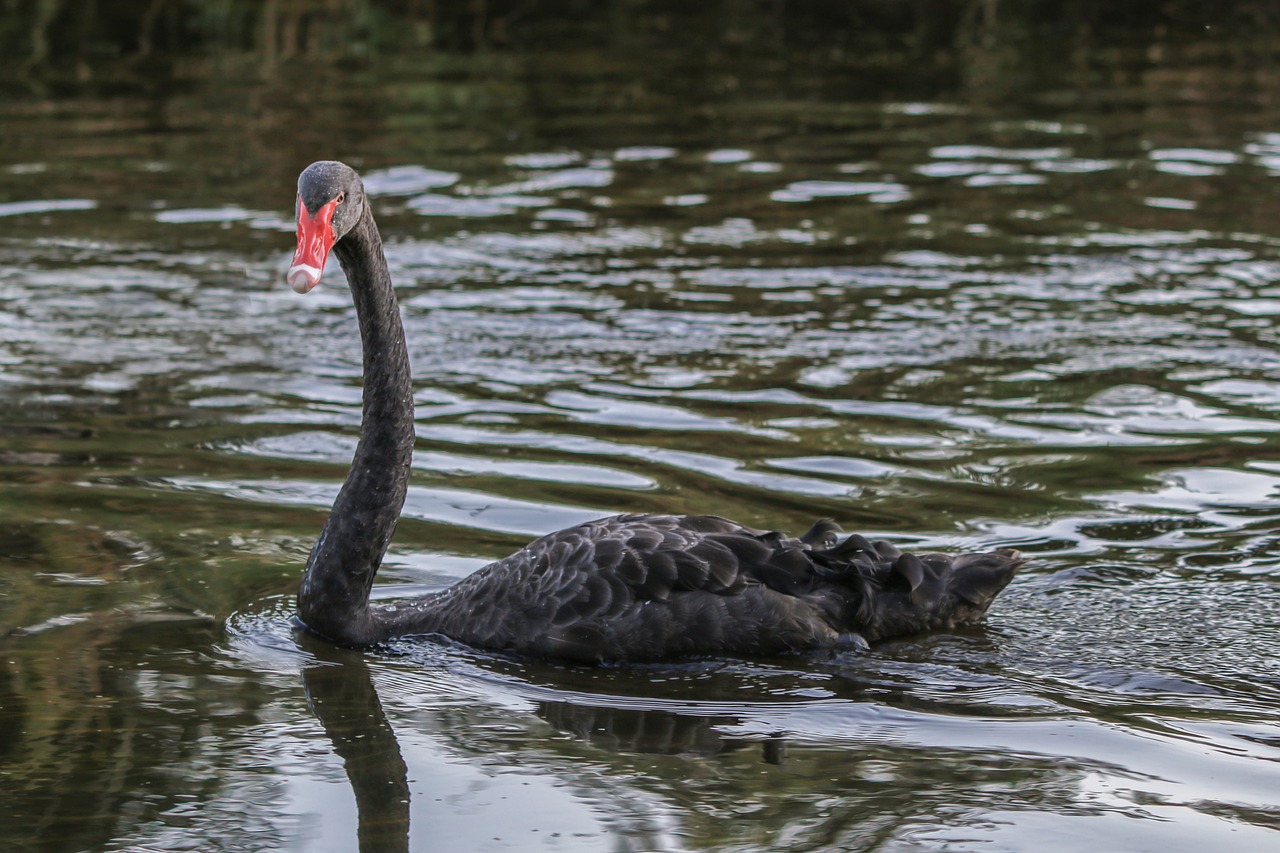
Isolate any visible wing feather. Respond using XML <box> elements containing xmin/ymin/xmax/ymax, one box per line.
<box><xmin>386</xmin><ymin>513</ymin><xmax>1021</xmax><ymax>661</ymax></box>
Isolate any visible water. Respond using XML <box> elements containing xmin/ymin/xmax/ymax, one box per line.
<box><xmin>3</xmin><ymin>5</ymin><xmax>1280</xmax><ymax>851</ymax></box>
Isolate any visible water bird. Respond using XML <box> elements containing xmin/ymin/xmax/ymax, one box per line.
<box><xmin>286</xmin><ymin>160</ymin><xmax>1023</xmax><ymax>663</ymax></box>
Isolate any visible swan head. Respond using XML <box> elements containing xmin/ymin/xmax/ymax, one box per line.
<box><xmin>288</xmin><ymin>160</ymin><xmax>366</xmax><ymax>294</ymax></box>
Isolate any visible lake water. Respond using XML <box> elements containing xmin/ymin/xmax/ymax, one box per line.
<box><xmin>2</xmin><ymin>5</ymin><xmax>1280</xmax><ymax>851</ymax></box>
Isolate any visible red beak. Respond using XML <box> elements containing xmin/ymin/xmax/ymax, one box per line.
<box><xmin>287</xmin><ymin>195</ymin><xmax>339</xmax><ymax>293</ymax></box>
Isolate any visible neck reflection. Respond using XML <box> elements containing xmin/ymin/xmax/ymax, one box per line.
<box><xmin>303</xmin><ymin>653</ymin><xmax>410</xmax><ymax>853</ymax></box>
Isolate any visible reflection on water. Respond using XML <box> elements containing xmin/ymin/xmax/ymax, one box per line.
<box><xmin>3</xmin><ymin>3</ymin><xmax>1280</xmax><ymax>851</ymax></box>
<box><xmin>303</xmin><ymin>652</ymin><xmax>410</xmax><ymax>853</ymax></box>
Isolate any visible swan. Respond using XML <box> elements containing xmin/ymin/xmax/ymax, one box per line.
<box><xmin>286</xmin><ymin>160</ymin><xmax>1023</xmax><ymax>663</ymax></box>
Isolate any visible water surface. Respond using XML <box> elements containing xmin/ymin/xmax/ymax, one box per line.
<box><xmin>2</xmin><ymin>5</ymin><xmax>1280</xmax><ymax>851</ymax></box>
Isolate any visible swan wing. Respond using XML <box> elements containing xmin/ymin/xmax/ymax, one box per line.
<box><xmin>415</xmin><ymin>514</ymin><xmax>830</xmax><ymax>660</ymax></box>
<box><xmin>393</xmin><ymin>514</ymin><xmax>1021</xmax><ymax>661</ymax></box>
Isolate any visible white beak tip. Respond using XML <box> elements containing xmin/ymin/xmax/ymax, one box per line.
<box><xmin>287</xmin><ymin>264</ymin><xmax>322</xmax><ymax>294</ymax></box>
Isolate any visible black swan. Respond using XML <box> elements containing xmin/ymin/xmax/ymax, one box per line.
<box><xmin>286</xmin><ymin>160</ymin><xmax>1023</xmax><ymax>663</ymax></box>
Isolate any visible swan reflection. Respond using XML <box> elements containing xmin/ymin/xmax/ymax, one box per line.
<box><xmin>302</xmin><ymin>653</ymin><xmax>410</xmax><ymax>853</ymax></box>
<box><xmin>538</xmin><ymin>699</ymin><xmax>788</xmax><ymax>763</ymax></box>
<box><xmin>300</xmin><ymin>643</ymin><xmax>798</xmax><ymax>851</ymax></box>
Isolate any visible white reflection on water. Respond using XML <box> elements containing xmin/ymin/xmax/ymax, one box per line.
<box><xmin>166</xmin><ymin>475</ymin><xmax>610</xmax><ymax>538</ymax></box>
<box><xmin>245</xmin><ymin>431</ymin><xmax>657</xmax><ymax>490</ymax></box>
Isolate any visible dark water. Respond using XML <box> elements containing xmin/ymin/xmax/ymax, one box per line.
<box><xmin>3</xmin><ymin>4</ymin><xmax>1280</xmax><ymax>851</ymax></box>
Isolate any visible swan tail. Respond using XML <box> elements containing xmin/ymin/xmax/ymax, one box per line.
<box><xmin>809</xmin><ymin>534</ymin><xmax>1023</xmax><ymax>640</ymax></box>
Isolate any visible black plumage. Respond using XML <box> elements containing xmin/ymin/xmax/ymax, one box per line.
<box><xmin>378</xmin><ymin>513</ymin><xmax>1022</xmax><ymax>663</ymax></box>
<box><xmin>288</xmin><ymin>161</ymin><xmax>1023</xmax><ymax>664</ymax></box>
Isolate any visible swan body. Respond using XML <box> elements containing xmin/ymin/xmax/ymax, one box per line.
<box><xmin>288</xmin><ymin>160</ymin><xmax>1022</xmax><ymax>663</ymax></box>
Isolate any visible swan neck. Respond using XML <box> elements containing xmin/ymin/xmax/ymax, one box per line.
<box><xmin>298</xmin><ymin>207</ymin><xmax>415</xmax><ymax>645</ymax></box>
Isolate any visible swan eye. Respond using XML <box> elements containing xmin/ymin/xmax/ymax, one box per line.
<box><xmin>335</xmin><ymin>192</ymin><xmax>346</xmax><ymax>205</ymax></box>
